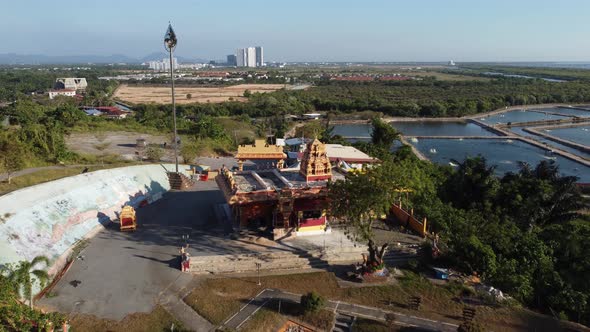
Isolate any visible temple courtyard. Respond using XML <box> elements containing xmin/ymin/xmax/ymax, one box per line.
<box><xmin>37</xmin><ymin>179</ymin><xmax>419</xmax><ymax>325</ymax></box>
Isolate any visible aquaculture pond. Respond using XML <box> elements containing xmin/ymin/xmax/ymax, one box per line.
<box><xmin>410</xmin><ymin>138</ymin><xmax>590</xmax><ymax>182</ymax></box>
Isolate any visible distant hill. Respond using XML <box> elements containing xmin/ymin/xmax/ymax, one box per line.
<box><xmin>0</xmin><ymin>53</ymin><xmax>208</xmax><ymax>65</ymax></box>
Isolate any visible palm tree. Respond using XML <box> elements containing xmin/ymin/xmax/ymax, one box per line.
<box><xmin>7</xmin><ymin>256</ymin><xmax>50</xmax><ymax>308</ymax></box>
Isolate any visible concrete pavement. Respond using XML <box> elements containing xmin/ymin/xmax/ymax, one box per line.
<box><xmin>38</xmin><ymin>180</ymin><xmax>224</xmax><ymax>325</ymax></box>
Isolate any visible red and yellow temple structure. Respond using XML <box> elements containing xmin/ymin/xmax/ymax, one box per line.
<box><xmin>216</xmin><ymin>139</ymin><xmax>338</xmax><ymax>239</ymax></box>
<box><xmin>235</xmin><ymin>139</ymin><xmax>286</xmax><ymax>171</ymax></box>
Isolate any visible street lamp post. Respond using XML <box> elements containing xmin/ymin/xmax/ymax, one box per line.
<box><xmin>164</xmin><ymin>23</ymin><xmax>179</xmax><ymax>173</ymax></box>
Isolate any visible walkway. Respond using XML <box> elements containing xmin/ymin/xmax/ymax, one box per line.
<box><xmin>222</xmin><ymin>288</ymin><xmax>458</xmax><ymax>332</ymax></box>
<box><xmin>159</xmin><ymin>287</ymin><xmax>213</xmax><ymax>332</ymax></box>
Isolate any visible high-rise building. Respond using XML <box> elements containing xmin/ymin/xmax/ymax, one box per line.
<box><xmin>236</xmin><ymin>48</ymin><xmax>247</xmax><ymax>67</ymax></box>
<box><xmin>235</xmin><ymin>47</ymin><xmax>262</xmax><ymax>67</ymax></box>
<box><xmin>246</xmin><ymin>47</ymin><xmax>256</xmax><ymax>67</ymax></box>
<box><xmin>227</xmin><ymin>54</ymin><xmax>237</xmax><ymax>66</ymax></box>
<box><xmin>255</xmin><ymin>46</ymin><xmax>264</xmax><ymax>67</ymax></box>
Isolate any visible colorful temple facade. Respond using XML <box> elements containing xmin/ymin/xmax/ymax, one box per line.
<box><xmin>216</xmin><ymin>139</ymin><xmax>339</xmax><ymax>239</ymax></box>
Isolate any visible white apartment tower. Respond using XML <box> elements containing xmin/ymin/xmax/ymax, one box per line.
<box><xmin>236</xmin><ymin>46</ymin><xmax>263</xmax><ymax>67</ymax></box>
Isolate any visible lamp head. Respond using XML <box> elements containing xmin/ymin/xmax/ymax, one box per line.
<box><xmin>164</xmin><ymin>23</ymin><xmax>177</xmax><ymax>50</ymax></box>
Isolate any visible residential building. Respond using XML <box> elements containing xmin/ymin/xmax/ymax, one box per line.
<box><xmin>235</xmin><ymin>47</ymin><xmax>259</xmax><ymax>67</ymax></box>
<box><xmin>236</xmin><ymin>48</ymin><xmax>247</xmax><ymax>67</ymax></box>
<box><xmin>147</xmin><ymin>58</ymin><xmax>179</xmax><ymax>71</ymax></box>
<box><xmin>226</xmin><ymin>54</ymin><xmax>237</xmax><ymax>66</ymax></box>
<box><xmin>255</xmin><ymin>46</ymin><xmax>264</xmax><ymax>67</ymax></box>
<box><xmin>246</xmin><ymin>47</ymin><xmax>256</xmax><ymax>67</ymax></box>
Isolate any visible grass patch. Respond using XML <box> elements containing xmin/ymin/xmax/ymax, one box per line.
<box><xmin>215</xmin><ymin>116</ymin><xmax>257</xmax><ymax>144</ymax></box>
<box><xmin>240</xmin><ymin>307</ymin><xmax>285</xmax><ymax>332</ymax></box>
<box><xmin>352</xmin><ymin>317</ymin><xmax>390</xmax><ymax>332</ymax></box>
<box><xmin>240</xmin><ymin>299</ymin><xmax>335</xmax><ymax>332</ymax></box>
<box><xmin>185</xmin><ymin>271</ymin><xmax>585</xmax><ymax>332</ymax></box>
<box><xmin>69</xmin><ymin>305</ymin><xmax>185</xmax><ymax>332</ymax></box>
<box><xmin>0</xmin><ymin>163</ymin><xmax>138</xmax><ymax>196</ymax></box>
<box><xmin>71</xmin><ymin>119</ymin><xmax>163</xmax><ymax>135</ymax></box>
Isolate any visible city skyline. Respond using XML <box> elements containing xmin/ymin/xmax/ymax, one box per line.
<box><xmin>2</xmin><ymin>0</ymin><xmax>590</xmax><ymax>62</ymax></box>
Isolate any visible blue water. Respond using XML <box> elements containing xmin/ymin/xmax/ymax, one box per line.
<box><xmin>333</xmin><ymin>122</ymin><xmax>497</xmax><ymax>137</ymax></box>
<box><xmin>410</xmin><ymin>138</ymin><xmax>590</xmax><ymax>182</ymax></box>
<box><xmin>391</xmin><ymin>121</ymin><xmax>496</xmax><ymax>136</ymax></box>
<box><xmin>482</xmin><ymin>72</ymin><xmax>566</xmax><ymax>82</ymax></box>
<box><xmin>530</xmin><ymin>107</ymin><xmax>590</xmax><ymax>117</ymax></box>
<box><xmin>478</xmin><ymin>110</ymin><xmax>568</xmax><ymax>124</ymax></box>
<box><xmin>332</xmin><ymin>124</ymin><xmax>372</xmax><ymax>138</ymax></box>
<box><xmin>545</xmin><ymin>126</ymin><xmax>590</xmax><ymax>146</ymax></box>
<box><xmin>508</xmin><ymin>126</ymin><xmax>590</xmax><ymax>159</ymax></box>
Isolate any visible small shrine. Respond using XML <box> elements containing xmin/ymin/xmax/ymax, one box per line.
<box><xmin>299</xmin><ymin>139</ymin><xmax>332</xmax><ymax>182</ymax></box>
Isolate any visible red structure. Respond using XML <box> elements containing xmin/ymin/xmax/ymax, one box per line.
<box><xmin>216</xmin><ymin>139</ymin><xmax>337</xmax><ymax>239</ymax></box>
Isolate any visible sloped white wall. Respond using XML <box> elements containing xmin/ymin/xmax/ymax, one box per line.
<box><xmin>0</xmin><ymin>164</ymin><xmax>185</xmax><ymax>275</ymax></box>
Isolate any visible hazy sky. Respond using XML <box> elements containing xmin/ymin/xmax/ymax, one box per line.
<box><xmin>3</xmin><ymin>0</ymin><xmax>590</xmax><ymax>62</ymax></box>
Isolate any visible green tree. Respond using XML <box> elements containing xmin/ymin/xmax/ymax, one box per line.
<box><xmin>370</xmin><ymin>117</ymin><xmax>399</xmax><ymax>148</ymax></box>
<box><xmin>180</xmin><ymin>141</ymin><xmax>199</xmax><ymax>164</ymax></box>
<box><xmin>6</xmin><ymin>256</ymin><xmax>50</xmax><ymax>308</ymax></box>
<box><xmin>0</xmin><ymin>138</ymin><xmax>26</xmax><ymax>184</ymax></box>
<box><xmin>329</xmin><ymin>161</ymin><xmax>406</xmax><ymax>269</ymax></box>
<box><xmin>300</xmin><ymin>292</ymin><xmax>325</xmax><ymax>313</ymax></box>
<box><xmin>442</xmin><ymin>156</ymin><xmax>499</xmax><ymax>211</ymax></box>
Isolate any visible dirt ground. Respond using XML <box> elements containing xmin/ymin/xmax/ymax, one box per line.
<box><xmin>66</xmin><ymin>131</ymin><xmax>171</xmax><ymax>160</ymax></box>
<box><xmin>114</xmin><ymin>84</ymin><xmax>288</xmax><ymax>104</ymax></box>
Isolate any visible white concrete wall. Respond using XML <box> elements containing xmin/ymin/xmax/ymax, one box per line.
<box><xmin>0</xmin><ymin>164</ymin><xmax>185</xmax><ymax>276</ymax></box>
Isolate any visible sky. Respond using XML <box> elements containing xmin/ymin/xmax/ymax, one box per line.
<box><xmin>3</xmin><ymin>0</ymin><xmax>590</xmax><ymax>62</ymax></box>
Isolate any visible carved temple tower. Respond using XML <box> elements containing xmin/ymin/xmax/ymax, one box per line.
<box><xmin>300</xmin><ymin>139</ymin><xmax>332</xmax><ymax>182</ymax></box>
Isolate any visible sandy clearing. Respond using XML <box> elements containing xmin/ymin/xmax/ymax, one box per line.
<box><xmin>114</xmin><ymin>84</ymin><xmax>288</xmax><ymax>104</ymax></box>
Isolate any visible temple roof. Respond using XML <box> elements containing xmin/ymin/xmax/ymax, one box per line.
<box><xmin>235</xmin><ymin>139</ymin><xmax>286</xmax><ymax>160</ymax></box>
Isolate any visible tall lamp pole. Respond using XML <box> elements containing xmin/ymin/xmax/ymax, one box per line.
<box><xmin>164</xmin><ymin>23</ymin><xmax>179</xmax><ymax>173</ymax></box>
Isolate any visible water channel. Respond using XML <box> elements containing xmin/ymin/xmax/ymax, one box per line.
<box><xmin>546</xmin><ymin>126</ymin><xmax>590</xmax><ymax>146</ymax></box>
<box><xmin>333</xmin><ymin>110</ymin><xmax>590</xmax><ymax>182</ymax></box>
<box><xmin>411</xmin><ymin>138</ymin><xmax>589</xmax><ymax>182</ymax></box>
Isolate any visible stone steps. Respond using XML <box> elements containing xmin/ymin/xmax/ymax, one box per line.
<box><xmin>189</xmin><ymin>247</ymin><xmax>419</xmax><ymax>274</ymax></box>
<box><xmin>333</xmin><ymin>313</ymin><xmax>355</xmax><ymax>332</ymax></box>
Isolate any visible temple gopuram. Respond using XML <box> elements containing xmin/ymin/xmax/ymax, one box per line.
<box><xmin>216</xmin><ymin>139</ymin><xmax>341</xmax><ymax>240</ymax></box>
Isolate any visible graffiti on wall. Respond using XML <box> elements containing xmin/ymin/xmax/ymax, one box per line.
<box><xmin>0</xmin><ymin>165</ymin><xmax>175</xmax><ymax>274</ymax></box>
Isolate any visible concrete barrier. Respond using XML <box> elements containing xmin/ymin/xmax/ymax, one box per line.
<box><xmin>0</xmin><ymin>164</ymin><xmax>186</xmax><ymax>278</ymax></box>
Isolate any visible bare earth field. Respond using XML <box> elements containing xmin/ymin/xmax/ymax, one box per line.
<box><xmin>66</xmin><ymin>131</ymin><xmax>171</xmax><ymax>160</ymax></box>
<box><xmin>114</xmin><ymin>84</ymin><xmax>288</xmax><ymax>104</ymax></box>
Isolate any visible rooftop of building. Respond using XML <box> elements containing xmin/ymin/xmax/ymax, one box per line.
<box><xmin>229</xmin><ymin>168</ymin><xmax>345</xmax><ymax>194</ymax></box>
<box><xmin>285</xmin><ymin>142</ymin><xmax>378</xmax><ymax>164</ymax></box>
<box><xmin>325</xmin><ymin>144</ymin><xmax>379</xmax><ymax>163</ymax></box>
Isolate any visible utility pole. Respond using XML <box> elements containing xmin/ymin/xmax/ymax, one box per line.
<box><xmin>256</xmin><ymin>262</ymin><xmax>262</xmax><ymax>286</ymax></box>
<box><xmin>164</xmin><ymin>23</ymin><xmax>179</xmax><ymax>173</ymax></box>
